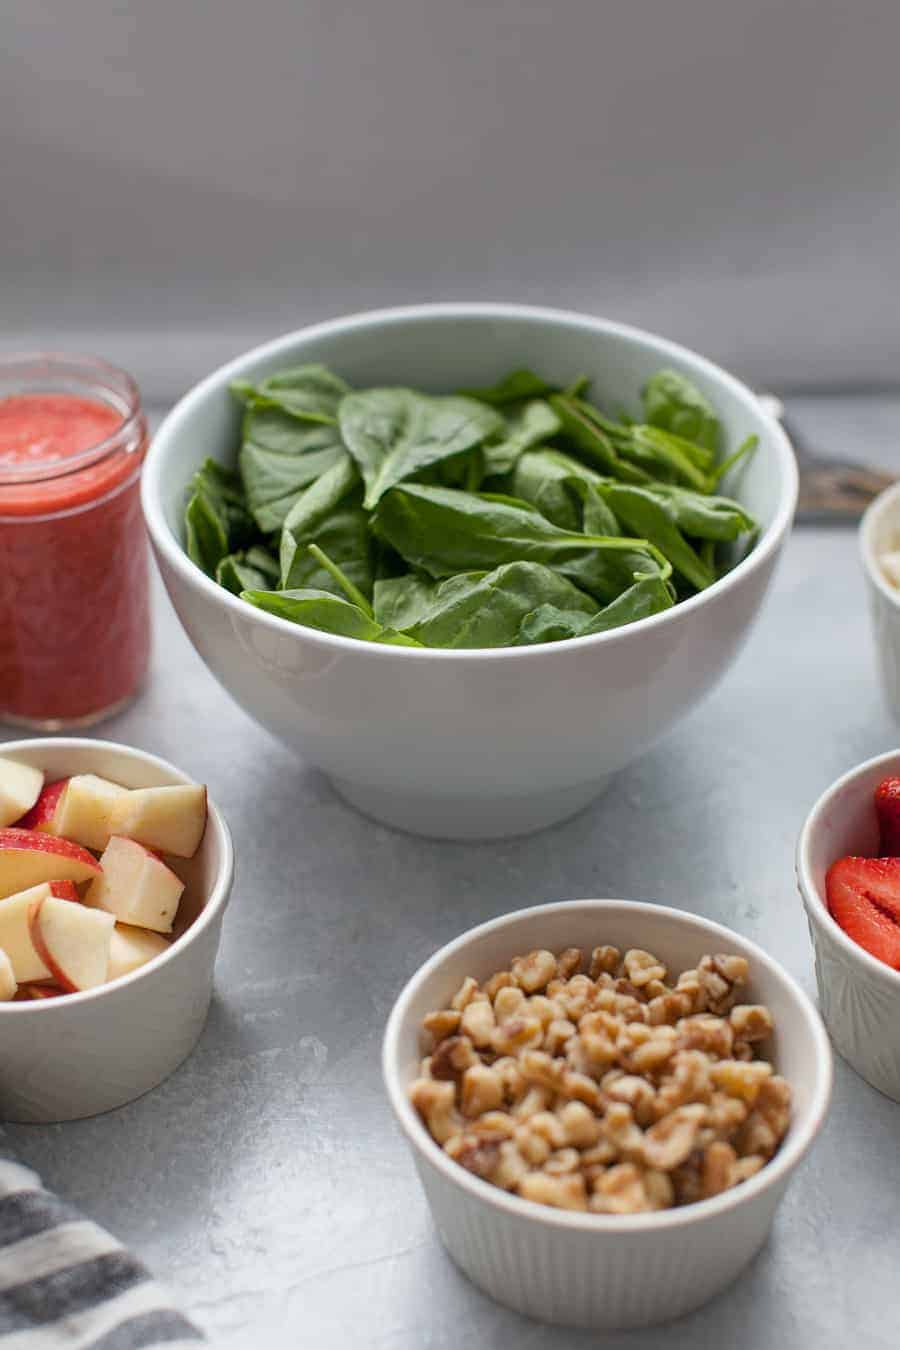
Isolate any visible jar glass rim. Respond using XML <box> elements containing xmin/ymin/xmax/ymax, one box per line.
<box><xmin>0</xmin><ymin>352</ymin><xmax>145</xmax><ymax>484</ymax></box>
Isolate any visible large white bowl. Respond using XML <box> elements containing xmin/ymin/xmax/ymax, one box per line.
<box><xmin>143</xmin><ymin>304</ymin><xmax>797</xmax><ymax>840</ymax></box>
<box><xmin>383</xmin><ymin>899</ymin><xmax>832</xmax><ymax>1330</ymax></box>
<box><xmin>0</xmin><ymin>738</ymin><xmax>233</xmax><ymax>1122</ymax></box>
<box><xmin>797</xmin><ymin>748</ymin><xmax>900</xmax><ymax>1100</ymax></box>
<box><xmin>860</xmin><ymin>481</ymin><xmax>900</xmax><ymax>719</ymax></box>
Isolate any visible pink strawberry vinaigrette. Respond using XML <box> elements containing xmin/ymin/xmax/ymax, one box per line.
<box><xmin>0</xmin><ymin>356</ymin><xmax>151</xmax><ymax>727</ymax></box>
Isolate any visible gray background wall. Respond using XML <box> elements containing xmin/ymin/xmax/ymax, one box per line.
<box><xmin>4</xmin><ymin>0</ymin><xmax>900</xmax><ymax>402</ymax></box>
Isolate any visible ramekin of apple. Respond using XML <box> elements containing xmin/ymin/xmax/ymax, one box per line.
<box><xmin>0</xmin><ymin>739</ymin><xmax>233</xmax><ymax>1122</ymax></box>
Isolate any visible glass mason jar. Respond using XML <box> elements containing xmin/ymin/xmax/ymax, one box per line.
<box><xmin>0</xmin><ymin>354</ymin><xmax>151</xmax><ymax>729</ymax></box>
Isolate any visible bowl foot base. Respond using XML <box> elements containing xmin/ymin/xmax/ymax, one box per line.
<box><xmin>328</xmin><ymin>775</ymin><xmax>609</xmax><ymax>840</ymax></box>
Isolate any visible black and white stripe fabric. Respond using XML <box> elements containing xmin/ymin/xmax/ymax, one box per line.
<box><xmin>0</xmin><ymin>1161</ymin><xmax>202</xmax><ymax>1348</ymax></box>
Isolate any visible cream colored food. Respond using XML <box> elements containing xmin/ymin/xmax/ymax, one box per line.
<box><xmin>410</xmin><ymin>943</ymin><xmax>791</xmax><ymax>1214</ymax></box>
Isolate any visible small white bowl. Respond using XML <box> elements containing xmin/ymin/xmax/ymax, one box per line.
<box><xmin>382</xmin><ymin>898</ymin><xmax>832</xmax><ymax>1330</ymax></box>
<box><xmin>797</xmin><ymin>748</ymin><xmax>900</xmax><ymax>1101</ymax></box>
<box><xmin>0</xmin><ymin>738</ymin><xmax>234</xmax><ymax>1122</ymax></box>
<box><xmin>143</xmin><ymin>303</ymin><xmax>797</xmax><ymax>841</ymax></box>
<box><xmin>860</xmin><ymin>481</ymin><xmax>900</xmax><ymax>719</ymax></box>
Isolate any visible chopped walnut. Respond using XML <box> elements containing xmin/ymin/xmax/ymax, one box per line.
<box><xmin>642</xmin><ymin>1103</ymin><xmax>706</xmax><ymax>1170</ymax></box>
<box><xmin>676</xmin><ymin>1014</ymin><xmax>734</xmax><ymax>1059</ymax></box>
<box><xmin>430</xmin><ymin>1035</ymin><xmax>478</xmax><ymax>1081</ymax></box>
<box><xmin>623</xmin><ymin>949</ymin><xmax>667</xmax><ymax>987</ymax></box>
<box><xmin>409</xmin><ymin>1078</ymin><xmax>462</xmax><ymax>1144</ymax></box>
<box><xmin>590</xmin><ymin>1162</ymin><xmax>653</xmax><ymax>1214</ymax></box>
<box><xmin>518</xmin><ymin>1171</ymin><xmax>588</xmax><ymax>1211</ymax></box>
<box><xmin>460</xmin><ymin>998</ymin><xmax>496</xmax><ymax>1048</ymax></box>
<box><xmin>511</xmin><ymin>949</ymin><xmax>557</xmax><ymax>993</ymax></box>
<box><xmin>557</xmin><ymin>947</ymin><xmax>583</xmax><ymax>979</ymax></box>
<box><xmin>483</xmin><ymin>970</ymin><xmax>516</xmax><ymax>1000</ymax></box>
<box><xmin>450</xmin><ymin>976</ymin><xmax>481</xmax><ymax>1012</ymax></box>
<box><xmin>460</xmin><ymin>1064</ymin><xmax>503</xmax><ymax>1117</ymax></box>
<box><xmin>412</xmin><ymin>940</ymin><xmax>790</xmax><ymax>1216</ymax></box>
<box><xmin>589</xmin><ymin>945</ymin><xmax>621</xmax><ymax>978</ymax></box>
<box><xmin>423</xmin><ymin>1009</ymin><xmax>461</xmax><ymax>1044</ymax></box>
<box><xmin>493</xmin><ymin>986</ymin><xmax>527</xmax><ymax>1023</ymax></box>
<box><xmin>730</xmin><ymin>1004</ymin><xmax>774</xmax><ymax>1043</ymax></box>
<box><xmin>491</xmin><ymin>1015</ymin><xmax>543</xmax><ymax>1057</ymax></box>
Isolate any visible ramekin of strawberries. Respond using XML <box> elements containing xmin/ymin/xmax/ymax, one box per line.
<box><xmin>797</xmin><ymin>751</ymin><xmax>900</xmax><ymax>1101</ymax></box>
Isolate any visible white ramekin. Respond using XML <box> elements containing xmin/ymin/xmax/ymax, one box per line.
<box><xmin>860</xmin><ymin>481</ymin><xmax>900</xmax><ymax>719</ymax></box>
<box><xmin>143</xmin><ymin>303</ymin><xmax>797</xmax><ymax>841</ymax></box>
<box><xmin>797</xmin><ymin>748</ymin><xmax>900</xmax><ymax>1101</ymax></box>
<box><xmin>0</xmin><ymin>738</ymin><xmax>234</xmax><ymax>1122</ymax></box>
<box><xmin>382</xmin><ymin>898</ymin><xmax>832</xmax><ymax>1330</ymax></box>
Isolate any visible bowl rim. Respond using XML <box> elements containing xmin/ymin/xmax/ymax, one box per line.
<box><xmin>382</xmin><ymin>897</ymin><xmax>832</xmax><ymax>1233</ymax></box>
<box><xmin>0</xmin><ymin>737</ymin><xmax>234</xmax><ymax>1013</ymax></box>
<box><xmin>142</xmin><ymin>302</ymin><xmax>798</xmax><ymax>661</ymax></box>
<box><xmin>860</xmin><ymin>480</ymin><xmax>900</xmax><ymax>611</ymax></box>
<box><xmin>796</xmin><ymin>747</ymin><xmax>900</xmax><ymax>993</ymax></box>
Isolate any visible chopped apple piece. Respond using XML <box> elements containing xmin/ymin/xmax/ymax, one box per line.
<box><xmin>0</xmin><ymin>949</ymin><xmax>16</xmax><ymax>1001</ymax></box>
<box><xmin>50</xmin><ymin>774</ymin><xmax>128</xmax><ymax>852</ymax></box>
<box><xmin>0</xmin><ymin>880</ymin><xmax>77</xmax><ymax>981</ymax></box>
<box><xmin>85</xmin><ymin>836</ymin><xmax>184</xmax><ymax>933</ymax></box>
<box><xmin>107</xmin><ymin>924</ymin><xmax>171</xmax><ymax>982</ymax></box>
<box><xmin>108</xmin><ymin>784</ymin><xmax>207</xmax><ymax>858</ymax></box>
<box><xmin>0</xmin><ymin>830</ymin><xmax>100</xmax><ymax>901</ymax></box>
<box><xmin>28</xmin><ymin>893</ymin><xmax>114</xmax><ymax>993</ymax></box>
<box><xmin>0</xmin><ymin>908</ymin><xmax>49</xmax><ymax>977</ymax></box>
<box><xmin>0</xmin><ymin>759</ymin><xmax>44</xmax><ymax>829</ymax></box>
<box><xmin>15</xmin><ymin>778</ymin><xmax>69</xmax><ymax>833</ymax></box>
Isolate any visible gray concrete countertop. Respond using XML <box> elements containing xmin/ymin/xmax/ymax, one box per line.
<box><xmin>2</xmin><ymin>395</ymin><xmax>898</xmax><ymax>1348</ymax></box>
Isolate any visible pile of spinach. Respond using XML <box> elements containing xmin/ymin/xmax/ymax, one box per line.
<box><xmin>183</xmin><ymin>363</ymin><xmax>758</xmax><ymax>649</ymax></box>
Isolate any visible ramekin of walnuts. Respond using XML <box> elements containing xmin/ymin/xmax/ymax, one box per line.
<box><xmin>383</xmin><ymin>900</ymin><xmax>832</xmax><ymax>1331</ymax></box>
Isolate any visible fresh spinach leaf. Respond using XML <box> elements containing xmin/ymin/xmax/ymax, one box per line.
<box><xmin>338</xmin><ymin>389</ymin><xmax>504</xmax><ymax>509</ymax></box>
<box><xmin>231</xmin><ymin>364</ymin><xmax>349</xmax><ymax>422</ymax></box>
<box><xmin>643</xmin><ymin>482</ymin><xmax>756</xmax><ymax>541</ymax></box>
<box><xmin>482</xmin><ymin>400</ymin><xmax>561</xmax><ymax>477</ymax></box>
<box><xmin>615</xmin><ymin>424</ymin><xmax>713</xmax><ymax>490</ymax></box>
<box><xmin>516</xmin><ymin>575</ymin><xmax>675</xmax><ymax>644</ymax></box>
<box><xmin>550</xmin><ymin>395</ymin><xmax>652</xmax><ymax>484</ymax></box>
<box><xmin>372</xmin><ymin>484</ymin><xmax>670</xmax><ymax>603</ymax></box>
<box><xmin>279</xmin><ymin>455</ymin><xmax>373</xmax><ymax>598</ymax></box>
<box><xmin>239</xmin><ymin>406</ymin><xmax>346</xmax><ymax>533</ymax></box>
<box><xmin>642</xmin><ymin>369</ymin><xmax>720</xmax><ymax>453</ymax></box>
<box><xmin>596</xmin><ymin>482</ymin><xmax>714</xmax><ymax>591</ymax></box>
<box><xmin>512</xmin><ymin>449</ymin><xmax>619</xmax><ymax>534</ymax></box>
<box><xmin>457</xmin><ymin>369</ymin><xmax>558</xmax><ymax>406</ymax></box>
<box><xmin>241</xmin><ymin>588</ymin><xmax>421</xmax><ymax>645</ymax></box>
<box><xmin>306</xmin><ymin>543</ymin><xmax>374</xmax><ymax>616</ymax></box>
<box><xmin>184</xmin><ymin>458</ymin><xmax>256</xmax><ymax>577</ymax></box>
<box><xmin>374</xmin><ymin>561</ymin><xmax>598</xmax><ymax>648</ymax></box>
<box><xmin>216</xmin><ymin>546</ymin><xmax>280</xmax><ymax>595</ymax></box>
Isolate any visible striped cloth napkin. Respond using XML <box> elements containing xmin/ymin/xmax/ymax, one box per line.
<box><xmin>0</xmin><ymin>1160</ymin><xmax>202</xmax><ymax>1348</ymax></box>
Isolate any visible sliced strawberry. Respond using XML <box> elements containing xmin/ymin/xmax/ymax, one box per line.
<box><xmin>14</xmin><ymin>778</ymin><xmax>68</xmax><ymax>833</ymax></box>
<box><xmin>874</xmin><ymin>777</ymin><xmax>900</xmax><ymax>856</ymax></box>
<box><xmin>826</xmin><ymin>856</ymin><xmax>900</xmax><ymax>968</ymax></box>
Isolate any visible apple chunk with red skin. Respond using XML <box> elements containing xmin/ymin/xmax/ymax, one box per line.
<box><xmin>14</xmin><ymin>778</ymin><xmax>68</xmax><ymax>833</ymax></box>
<box><xmin>28</xmin><ymin>893</ymin><xmax>114</xmax><ymax>993</ymax></box>
<box><xmin>50</xmin><ymin>774</ymin><xmax>128</xmax><ymax>852</ymax></box>
<box><xmin>85</xmin><ymin>836</ymin><xmax>184</xmax><ymax>933</ymax></box>
<box><xmin>107</xmin><ymin>924</ymin><xmax>171</xmax><ymax>981</ymax></box>
<box><xmin>0</xmin><ymin>830</ymin><xmax>100</xmax><ymax>901</ymax></box>
<box><xmin>0</xmin><ymin>758</ymin><xmax>44</xmax><ymax>829</ymax></box>
<box><xmin>108</xmin><ymin>784</ymin><xmax>207</xmax><ymax>859</ymax></box>
<box><xmin>0</xmin><ymin>880</ymin><xmax>81</xmax><ymax>981</ymax></box>
<box><xmin>0</xmin><ymin>950</ymin><xmax>16</xmax><ymax>1001</ymax></box>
